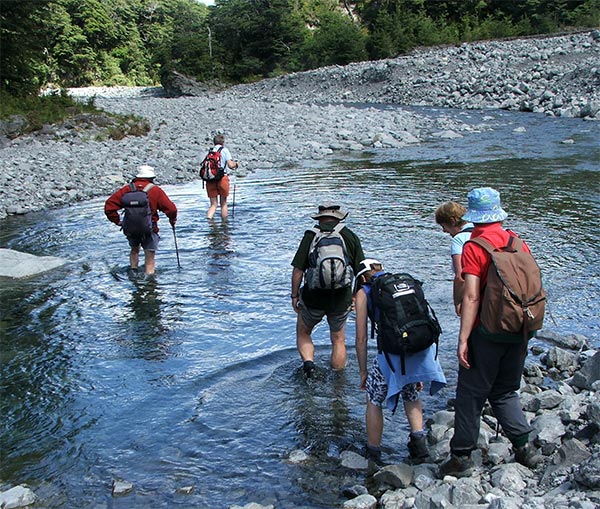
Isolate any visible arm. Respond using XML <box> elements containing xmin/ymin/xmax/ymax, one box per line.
<box><xmin>452</xmin><ymin>253</ymin><xmax>465</xmax><ymax>315</ymax></box>
<box><xmin>354</xmin><ymin>289</ymin><xmax>369</xmax><ymax>389</ymax></box>
<box><xmin>457</xmin><ymin>273</ymin><xmax>480</xmax><ymax>369</ymax></box>
<box><xmin>104</xmin><ymin>188</ymin><xmax>125</xmax><ymax>225</ymax></box>
<box><xmin>154</xmin><ymin>187</ymin><xmax>178</xmax><ymax>225</ymax></box>
<box><xmin>291</xmin><ymin>267</ymin><xmax>303</xmax><ymax>313</ymax></box>
<box><xmin>222</xmin><ymin>147</ymin><xmax>239</xmax><ymax>170</ymax></box>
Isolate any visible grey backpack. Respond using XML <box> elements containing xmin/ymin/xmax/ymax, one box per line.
<box><xmin>304</xmin><ymin>223</ymin><xmax>354</xmax><ymax>290</ymax></box>
<box><xmin>121</xmin><ymin>183</ymin><xmax>154</xmax><ymax>239</ymax></box>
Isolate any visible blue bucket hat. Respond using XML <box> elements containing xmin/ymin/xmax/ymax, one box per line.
<box><xmin>462</xmin><ymin>187</ymin><xmax>508</xmax><ymax>224</ymax></box>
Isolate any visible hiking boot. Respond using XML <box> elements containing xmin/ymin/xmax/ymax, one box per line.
<box><xmin>363</xmin><ymin>445</ymin><xmax>383</xmax><ymax>475</ymax></box>
<box><xmin>438</xmin><ymin>453</ymin><xmax>474</xmax><ymax>478</ymax></box>
<box><xmin>407</xmin><ymin>435</ymin><xmax>428</xmax><ymax>461</ymax></box>
<box><xmin>303</xmin><ymin>360</ymin><xmax>316</xmax><ymax>378</ymax></box>
<box><xmin>514</xmin><ymin>443</ymin><xmax>543</xmax><ymax>469</ymax></box>
<box><xmin>363</xmin><ymin>445</ymin><xmax>382</xmax><ymax>463</ymax></box>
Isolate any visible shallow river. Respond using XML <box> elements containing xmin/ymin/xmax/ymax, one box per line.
<box><xmin>0</xmin><ymin>107</ymin><xmax>598</xmax><ymax>508</ymax></box>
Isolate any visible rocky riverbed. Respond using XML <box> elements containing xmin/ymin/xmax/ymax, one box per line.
<box><xmin>0</xmin><ymin>30</ymin><xmax>599</xmax><ymax>220</ymax></box>
<box><xmin>1</xmin><ymin>332</ymin><xmax>598</xmax><ymax>509</ymax></box>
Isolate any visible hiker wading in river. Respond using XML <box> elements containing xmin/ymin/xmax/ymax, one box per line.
<box><xmin>291</xmin><ymin>204</ymin><xmax>365</xmax><ymax>377</ymax></box>
<box><xmin>104</xmin><ymin>165</ymin><xmax>178</xmax><ymax>276</ymax></box>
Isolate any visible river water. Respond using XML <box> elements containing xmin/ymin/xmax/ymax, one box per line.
<box><xmin>0</xmin><ymin>107</ymin><xmax>598</xmax><ymax>508</ymax></box>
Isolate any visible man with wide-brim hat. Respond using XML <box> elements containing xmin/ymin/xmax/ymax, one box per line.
<box><xmin>104</xmin><ymin>164</ymin><xmax>178</xmax><ymax>277</ymax></box>
<box><xmin>290</xmin><ymin>204</ymin><xmax>365</xmax><ymax>377</ymax></box>
<box><xmin>439</xmin><ymin>187</ymin><xmax>543</xmax><ymax>478</ymax></box>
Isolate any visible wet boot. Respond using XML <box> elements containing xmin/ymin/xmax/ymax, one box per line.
<box><xmin>514</xmin><ymin>443</ymin><xmax>543</xmax><ymax>469</ymax></box>
<box><xmin>303</xmin><ymin>360</ymin><xmax>316</xmax><ymax>378</ymax></box>
<box><xmin>407</xmin><ymin>434</ymin><xmax>428</xmax><ymax>462</ymax></box>
<box><xmin>363</xmin><ymin>445</ymin><xmax>382</xmax><ymax>475</ymax></box>
<box><xmin>438</xmin><ymin>453</ymin><xmax>474</xmax><ymax>478</ymax></box>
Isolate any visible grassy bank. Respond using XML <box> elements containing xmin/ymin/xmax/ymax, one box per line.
<box><xmin>0</xmin><ymin>90</ymin><xmax>149</xmax><ymax>140</ymax></box>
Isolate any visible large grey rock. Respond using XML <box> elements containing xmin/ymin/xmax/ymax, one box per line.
<box><xmin>543</xmin><ymin>347</ymin><xmax>578</xmax><ymax>373</ymax></box>
<box><xmin>571</xmin><ymin>351</ymin><xmax>600</xmax><ymax>390</ymax></box>
<box><xmin>531</xmin><ymin>413</ymin><xmax>566</xmax><ymax>447</ymax></box>
<box><xmin>340</xmin><ymin>450</ymin><xmax>368</xmax><ymax>470</ymax></box>
<box><xmin>574</xmin><ymin>452</ymin><xmax>600</xmax><ymax>489</ymax></box>
<box><xmin>491</xmin><ymin>464</ymin><xmax>527</xmax><ymax>492</ymax></box>
<box><xmin>373</xmin><ymin>463</ymin><xmax>414</xmax><ymax>488</ymax></box>
<box><xmin>0</xmin><ymin>485</ymin><xmax>37</xmax><ymax>508</ymax></box>
<box><xmin>342</xmin><ymin>494</ymin><xmax>377</xmax><ymax>509</ymax></box>
<box><xmin>537</xmin><ymin>331</ymin><xmax>591</xmax><ymax>351</ymax></box>
<box><xmin>161</xmin><ymin>70</ymin><xmax>219</xmax><ymax>98</ymax></box>
<box><xmin>0</xmin><ymin>248</ymin><xmax>66</xmax><ymax>278</ymax></box>
<box><xmin>230</xmin><ymin>504</ymin><xmax>275</xmax><ymax>509</ymax></box>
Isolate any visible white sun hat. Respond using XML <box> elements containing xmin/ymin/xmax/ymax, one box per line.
<box><xmin>136</xmin><ymin>165</ymin><xmax>156</xmax><ymax>179</ymax></box>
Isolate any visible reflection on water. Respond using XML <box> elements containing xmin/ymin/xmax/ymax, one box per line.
<box><xmin>0</xmin><ymin>107</ymin><xmax>598</xmax><ymax>507</ymax></box>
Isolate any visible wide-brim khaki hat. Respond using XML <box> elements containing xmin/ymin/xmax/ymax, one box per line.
<box><xmin>311</xmin><ymin>204</ymin><xmax>348</xmax><ymax>221</ymax></box>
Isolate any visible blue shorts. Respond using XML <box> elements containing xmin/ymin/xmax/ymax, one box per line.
<box><xmin>127</xmin><ymin>232</ymin><xmax>160</xmax><ymax>251</ymax></box>
<box><xmin>365</xmin><ymin>358</ymin><xmax>420</xmax><ymax>408</ymax></box>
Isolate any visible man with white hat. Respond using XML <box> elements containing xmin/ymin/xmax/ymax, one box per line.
<box><xmin>105</xmin><ymin>165</ymin><xmax>178</xmax><ymax>276</ymax></box>
<box><xmin>290</xmin><ymin>204</ymin><xmax>365</xmax><ymax>377</ymax></box>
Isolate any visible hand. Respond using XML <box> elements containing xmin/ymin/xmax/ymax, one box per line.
<box><xmin>359</xmin><ymin>371</ymin><xmax>368</xmax><ymax>390</ymax></box>
<box><xmin>457</xmin><ymin>339</ymin><xmax>471</xmax><ymax>369</ymax></box>
<box><xmin>291</xmin><ymin>296</ymin><xmax>299</xmax><ymax>313</ymax></box>
<box><xmin>170</xmin><ymin>218</ymin><xmax>176</xmax><ymax>227</ymax></box>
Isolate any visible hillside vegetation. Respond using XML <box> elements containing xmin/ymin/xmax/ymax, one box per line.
<box><xmin>1</xmin><ymin>0</ymin><xmax>599</xmax><ymax>99</ymax></box>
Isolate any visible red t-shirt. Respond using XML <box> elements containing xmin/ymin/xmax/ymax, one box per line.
<box><xmin>461</xmin><ymin>222</ymin><xmax>531</xmax><ymax>286</ymax></box>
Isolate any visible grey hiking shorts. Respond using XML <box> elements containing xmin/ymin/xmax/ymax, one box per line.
<box><xmin>297</xmin><ymin>297</ymin><xmax>350</xmax><ymax>333</ymax></box>
<box><xmin>128</xmin><ymin>232</ymin><xmax>160</xmax><ymax>251</ymax></box>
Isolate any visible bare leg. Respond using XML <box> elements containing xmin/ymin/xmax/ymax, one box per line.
<box><xmin>366</xmin><ymin>398</ymin><xmax>384</xmax><ymax>448</ymax></box>
<box><xmin>330</xmin><ymin>326</ymin><xmax>347</xmax><ymax>369</ymax></box>
<box><xmin>404</xmin><ymin>399</ymin><xmax>424</xmax><ymax>432</ymax></box>
<box><xmin>296</xmin><ymin>314</ymin><xmax>315</xmax><ymax>362</ymax></box>
<box><xmin>207</xmin><ymin>197</ymin><xmax>218</xmax><ymax>219</ymax></box>
<box><xmin>144</xmin><ymin>250</ymin><xmax>156</xmax><ymax>275</ymax></box>
<box><xmin>129</xmin><ymin>246</ymin><xmax>140</xmax><ymax>269</ymax></box>
<box><xmin>220</xmin><ymin>196</ymin><xmax>228</xmax><ymax>218</ymax></box>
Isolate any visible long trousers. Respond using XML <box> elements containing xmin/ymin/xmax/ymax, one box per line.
<box><xmin>450</xmin><ymin>327</ymin><xmax>532</xmax><ymax>454</ymax></box>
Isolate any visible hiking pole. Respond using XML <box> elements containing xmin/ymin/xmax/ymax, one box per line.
<box><xmin>232</xmin><ymin>182</ymin><xmax>236</xmax><ymax>219</ymax></box>
<box><xmin>172</xmin><ymin>224</ymin><xmax>182</xmax><ymax>269</ymax></box>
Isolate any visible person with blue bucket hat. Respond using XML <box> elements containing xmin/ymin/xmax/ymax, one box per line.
<box><xmin>439</xmin><ymin>187</ymin><xmax>543</xmax><ymax>478</ymax></box>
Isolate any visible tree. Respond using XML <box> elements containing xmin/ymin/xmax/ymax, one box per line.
<box><xmin>304</xmin><ymin>10</ymin><xmax>367</xmax><ymax>68</ymax></box>
<box><xmin>0</xmin><ymin>0</ymin><xmax>53</xmax><ymax>96</ymax></box>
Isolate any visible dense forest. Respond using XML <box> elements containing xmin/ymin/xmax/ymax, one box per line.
<box><xmin>1</xmin><ymin>0</ymin><xmax>599</xmax><ymax>98</ymax></box>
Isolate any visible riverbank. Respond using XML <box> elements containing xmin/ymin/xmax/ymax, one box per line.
<box><xmin>0</xmin><ymin>30</ymin><xmax>598</xmax><ymax>220</ymax></box>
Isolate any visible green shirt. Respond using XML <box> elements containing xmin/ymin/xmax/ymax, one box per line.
<box><xmin>291</xmin><ymin>221</ymin><xmax>365</xmax><ymax>312</ymax></box>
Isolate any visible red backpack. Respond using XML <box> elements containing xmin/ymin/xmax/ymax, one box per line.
<box><xmin>199</xmin><ymin>146</ymin><xmax>224</xmax><ymax>181</ymax></box>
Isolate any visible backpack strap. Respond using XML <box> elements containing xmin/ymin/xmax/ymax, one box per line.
<box><xmin>308</xmin><ymin>222</ymin><xmax>346</xmax><ymax>253</ymax></box>
<box><xmin>467</xmin><ymin>236</ymin><xmax>495</xmax><ymax>253</ymax></box>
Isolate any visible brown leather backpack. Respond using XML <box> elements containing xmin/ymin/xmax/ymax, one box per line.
<box><xmin>469</xmin><ymin>235</ymin><xmax>546</xmax><ymax>338</ymax></box>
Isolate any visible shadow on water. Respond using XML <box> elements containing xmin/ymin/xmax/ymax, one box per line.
<box><xmin>0</xmin><ymin>107</ymin><xmax>598</xmax><ymax>507</ymax></box>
